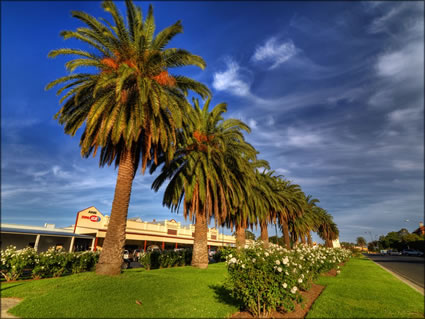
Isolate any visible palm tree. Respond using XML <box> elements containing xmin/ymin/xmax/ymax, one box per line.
<box><xmin>288</xmin><ymin>194</ymin><xmax>319</xmax><ymax>246</ymax></box>
<box><xmin>255</xmin><ymin>170</ymin><xmax>279</xmax><ymax>248</ymax></box>
<box><xmin>356</xmin><ymin>236</ymin><xmax>367</xmax><ymax>248</ymax></box>
<box><xmin>227</xmin><ymin>160</ymin><xmax>271</xmax><ymax>249</ymax></box>
<box><xmin>275</xmin><ymin>178</ymin><xmax>305</xmax><ymax>249</ymax></box>
<box><xmin>151</xmin><ymin>98</ymin><xmax>254</xmax><ymax>267</ymax></box>
<box><xmin>305</xmin><ymin>195</ymin><xmax>320</xmax><ymax>246</ymax></box>
<box><xmin>316</xmin><ymin>208</ymin><xmax>339</xmax><ymax>247</ymax></box>
<box><xmin>46</xmin><ymin>0</ymin><xmax>210</xmax><ymax>275</ymax></box>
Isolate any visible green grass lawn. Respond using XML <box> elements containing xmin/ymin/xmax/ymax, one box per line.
<box><xmin>1</xmin><ymin>257</ymin><xmax>424</xmax><ymax>318</ymax></box>
<box><xmin>1</xmin><ymin>263</ymin><xmax>239</xmax><ymax>318</ymax></box>
<box><xmin>307</xmin><ymin>256</ymin><xmax>425</xmax><ymax>318</ymax></box>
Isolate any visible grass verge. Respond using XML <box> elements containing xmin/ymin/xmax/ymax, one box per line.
<box><xmin>1</xmin><ymin>257</ymin><xmax>423</xmax><ymax>318</ymax></box>
<box><xmin>307</xmin><ymin>256</ymin><xmax>424</xmax><ymax>318</ymax></box>
<box><xmin>1</xmin><ymin>263</ymin><xmax>238</xmax><ymax>318</ymax></box>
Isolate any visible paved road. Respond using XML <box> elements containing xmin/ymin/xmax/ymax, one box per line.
<box><xmin>366</xmin><ymin>254</ymin><xmax>424</xmax><ymax>289</ymax></box>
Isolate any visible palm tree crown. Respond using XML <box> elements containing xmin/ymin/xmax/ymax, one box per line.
<box><xmin>47</xmin><ymin>0</ymin><xmax>210</xmax><ymax>171</ymax></box>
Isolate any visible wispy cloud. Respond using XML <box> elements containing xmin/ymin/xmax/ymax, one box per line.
<box><xmin>212</xmin><ymin>58</ymin><xmax>252</xmax><ymax>97</ymax></box>
<box><xmin>252</xmin><ymin>37</ymin><xmax>297</xmax><ymax>69</ymax></box>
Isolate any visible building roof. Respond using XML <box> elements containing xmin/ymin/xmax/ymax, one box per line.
<box><xmin>1</xmin><ymin>227</ymin><xmax>94</xmax><ymax>238</ymax></box>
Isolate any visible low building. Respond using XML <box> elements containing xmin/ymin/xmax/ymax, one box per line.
<box><xmin>1</xmin><ymin>223</ymin><xmax>94</xmax><ymax>252</ymax></box>
<box><xmin>0</xmin><ymin>206</ymin><xmax>237</xmax><ymax>253</ymax></box>
<box><xmin>70</xmin><ymin>206</ymin><xmax>236</xmax><ymax>252</ymax></box>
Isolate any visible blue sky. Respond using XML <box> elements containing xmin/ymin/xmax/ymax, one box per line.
<box><xmin>1</xmin><ymin>1</ymin><xmax>423</xmax><ymax>243</ymax></box>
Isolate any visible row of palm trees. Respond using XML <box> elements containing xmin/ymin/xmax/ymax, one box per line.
<box><xmin>47</xmin><ymin>0</ymin><xmax>338</xmax><ymax>276</ymax></box>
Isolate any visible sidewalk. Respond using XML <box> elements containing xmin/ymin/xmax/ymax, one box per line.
<box><xmin>1</xmin><ymin>298</ymin><xmax>21</xmax><ymax>318</ymax></box>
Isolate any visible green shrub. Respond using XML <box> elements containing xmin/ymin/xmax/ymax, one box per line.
<box><xmin>223</xmin><ymin>243</ymin><xmax>351</xmax><ymax>317</ymax></box>
<box><xmin>1</xmin><ymin>246</ymin><xmax>99</xmax><ymax>280</ymax></box>
<box><xmin>1</xmin><ymin>246</ymin><xmax>36</xmax><ymax>281</ymax></box>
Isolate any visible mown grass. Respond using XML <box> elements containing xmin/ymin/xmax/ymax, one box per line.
<box><xmin>307</xmin><ymin>256</ymin><xmax>424</xmax><ymax>318</ymax></box>
<box><xmin>2</xmin><ymin>257</ymin><xmax>424</xmax><ymax>318</ymax></box>
<box><xmin>1</xmin><ymin>263</ymin><xmax>238</xmax><ymax>318</ymax></box>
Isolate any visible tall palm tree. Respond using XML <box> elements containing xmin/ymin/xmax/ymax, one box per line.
<box><xmin>275</xmin><ymin>178</ymin><xmax>305</xmax><ymax>249</ymax></box>
<box><xmin>288</xmin><ymin>194</ymin><xmax>319</xmax><ymax>246</ymax></box>
<box><xmin>305</xmin><ymin>195</ymin><xmax>320</xmax><ymax>246</ymax></box>
<box><xmin>46</xmin><ymin>0</ymin><xmax>210</xmax><ymax>275</ymax></box>
<box><xmin>225</xmin><ymin>160</ymin><xmax>270</xmax><ymax>249</ymax></box>
<box><xmin>151</xmin><ymin>98</ymin><xmax>254</xmax><ymax>268</ymax></box>
<box><xmin>316</xmin><ymin>208</ymin><xmax>339</xmax><ymax>247</ymax></box>
<box><xmin>255</xmin><ymin>170</ymin><xmax>279</xmax><ymax>248</ymax></box>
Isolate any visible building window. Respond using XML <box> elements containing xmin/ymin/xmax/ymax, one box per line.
<box><xmin>167</xmin><ymin>229</ymin><xmax>177</xmax><ymax>235</ymax></box>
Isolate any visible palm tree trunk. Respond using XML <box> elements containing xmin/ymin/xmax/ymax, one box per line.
<box><xmin>260</xmin><ymin>221</ymin><xmax>269</xmax><ymax>248</ymax></box>
<box><xmin>191</xmin><ymin>212</ymin><xmax>209</xmax><ymax>269</ymax></box>
<box><xmin>307</xmin><ymin>232</ymin><xmax>313</xmax><ymax>247</ymax></box>
<box><xmin>300</xmin><ymin>234</ymin><xmax>306</xmax><ymax>245</ymax></box>
<box><xmin>96</xmin><ymin>149</ymin><xmax>135</xmax><ymax>275</ymax></box>
<box><xmin>326</xmin><ymin>239</ymin><xmax>333</xmax><ymax>248</ymax></box>
<box><xmin>235</xmin><ymin>223</ymin><xmax>246</xmax><ymax>249</ymax></box>
<box><xmin>281</xmin><ymin>221</ymin><xmax>291</xmax><ymax>249</ymax></box>
<box><xmin>294</xmin><ymin>237</ymin><xmax>298</xmax><ymax>247</ymax></box>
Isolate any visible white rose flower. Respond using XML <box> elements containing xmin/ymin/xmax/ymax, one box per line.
<box><xmin>252</xmin><ymin>258</ymin><xmax>256</xmax><ymax>263</ymax></box>
<box><xmin>277</xmin><ymin>267</ymin><xmax>282</xmax><ymax>272</ymax></box>
<box><xmin>285</xmin><ymin>271</ymin><xmax>289</xmax><ymax>275</ymax></box>
<box><xmin>265</xmin><ymin>252</ymin><xmax>269</xmax><ymax>257</ymax></box>
<box><xmin>298</xmin><ymin>278</ymin><xmax>303</xmax><ymax>283</ymax></box>
<box><xmin>275</xmin><ymin>260</ymin><xmax>281</xmax><ymax>265</ymax></box>
<box><xmin>291</xmin><ymin>287</ymin><xmax>298</xmax><ymax>294</ymax></box>
<box><xmin>283</xmin><ymin>283</ymin><xmax>287</xmax><ymax>288</ymax></box>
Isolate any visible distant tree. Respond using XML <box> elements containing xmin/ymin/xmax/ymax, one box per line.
<box><xmin>397</xmin><ymin>228</ymin><xmax>409</xmax><ymax>237</ymax></box>
<box><xmin>356</xmin><ymin>236</ymin><xmax>367</xmax><ymax>247</ymax></box>
<box><xmin>368</xmin><ymin>240</ymin><xmax>379</xmax><ymax>252</ymax></box>
<box><xmin>245</xmin><ymin>230</ymin><xmax>256</xmax><ymax>240</ymax></box>
<box><xmin>268</xmin><ymin>236</ymin><xmax>285</xmax><ymax>246</ymax></box>
<box><xmin>232</xmin><ymin>229</ymin><xmax>256</xmax><ymax>241</ymax></box>
<box><xmin>341</xmin><ymin>242</ymin><xmax>355</xmax><ymax>248</ymax></box>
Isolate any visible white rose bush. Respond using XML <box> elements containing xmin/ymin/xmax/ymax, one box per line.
<box><xmin>223</xmin><ymin>242</ymin><xmax>351</xmax><ymax>317</ymax></box>
<box><xmin>1</xmin><ymin>246</ymin><xmax>100</xmax><ymax>281</ymax></box>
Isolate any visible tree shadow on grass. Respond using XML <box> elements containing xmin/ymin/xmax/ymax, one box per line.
<box><xmin>209</xmin><ymin>284</ymin><xmax>242</xmax><ymax>309</ymax></box>
<box><xmin>1</xmin><ymin>283</ymin><xmax>24</xmax><ymax>291</ymax></box>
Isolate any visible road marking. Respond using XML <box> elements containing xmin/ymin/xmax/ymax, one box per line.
<box><xmin>369</xmin><ymin>258</ymin><xmax>424</xmax><ymax>295</ymax></box>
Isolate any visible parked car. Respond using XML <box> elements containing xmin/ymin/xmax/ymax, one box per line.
<box><xmin>402</xmin><ymin>249</ymin><xmax>424</xmax><ymax>256</ymax></box>
<box><xmin>380</xmin><ymin>250</ymin><xmax>388</xmax><ymax>255</ymax></box>
<box><xmin>388</xmin><ymin>250</ymin><xmax>402</xmax><ymax>256</ymax></box>
<box><xmin>147</xmin><ymin>245</ymin><xmax>161</xmax><ymax>253</ymax></box>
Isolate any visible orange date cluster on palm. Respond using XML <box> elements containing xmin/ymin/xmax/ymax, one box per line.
<box><xmin>100</xmin><ymin>52</ymin><xmax>176</xmax><ymax>87</ymax></box>
<box><xmin>185</xmin><ymin>131</ymin><xmax>216</xmax><ymax>153</ymax></box>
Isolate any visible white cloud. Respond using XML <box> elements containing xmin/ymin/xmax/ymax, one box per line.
<box><xmin>376</xmin><ymin>42</ymin><xmax>423</xmax><ymax>81</ymax></box>
<box><xmin>275</xmin><ymin>167</ymin><xmax>290</xmax><ymax>175</ymax></box>
<box><xmin>247</xmin><ymin>119</ymin><xmax>257</xmax><ymax>130</ymax></box>
<box><xmin>252</xmin><ymin>37</ymin><xmax>297</xmax><ymax>69</ymax></box>
<box><xmin>388</xmin><ymin>106</ymin><xmax>423</xmax><ymax>124</ymax></box>
<box><xmin>212</xmin><ymin>59</ymin><xmax>252</xmax><ymax>97</ymax></box>
<box><xmin>392</xmin><ymin>160</ymin><xmax>423</xmax><ymax>171</ymax></box>
<box><xmin>368</xmin><ymin>89</ymin><xmax>392</xmax><ymax>108</ymax></box>
<box><xmin>287</xmin><ymin>127</ymin><xmax>322</xmax><ymax>147</ymax></box>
